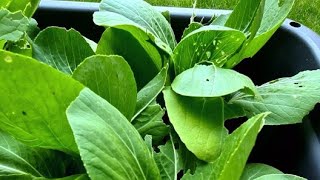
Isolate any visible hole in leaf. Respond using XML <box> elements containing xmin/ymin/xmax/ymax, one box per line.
<box><xmin>22</xmin><ymin>111</ymin><xmax>27</xmax><ymax>116</ymax></box>
<box><xmin>294</xmin><ymin>82</ymin><xmax>299</xmax><ymax>85</ymax></box>
<box><xmin>206</xmin><ymin>79</ymin><xmax>209</xmax><ymax>82</ymax></box>
<box><xmin>299</xmin><ymin>85</ymin><xmax>303</xmax><ymax>88</ymax></box>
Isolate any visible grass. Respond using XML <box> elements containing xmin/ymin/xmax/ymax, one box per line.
<box><xmin>145</xmin><ymin>0</ymin><xmax>320</xmax><ymax>34</ymax></box>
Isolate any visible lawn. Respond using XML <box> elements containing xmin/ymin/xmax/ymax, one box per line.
<box><xmin>63</xmin><ymin>0</ymin><xmax>320</xmax><ymax>34</ymax></box>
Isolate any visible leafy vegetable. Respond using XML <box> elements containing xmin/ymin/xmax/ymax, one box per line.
<box><xmin>66</xmin><ymin>88</ymin><xmax>161</xmax><ymax>180</ymax></box>
<box><xmin>96</xmin><ymin>27</ymin><xmax>164</xmax><ymax>89</ymax></box>
<box><xmin>231</xmin><ymin>70</ymin><xmax>320</xmax><ymax>125</ymax></box>
<box><xmin>240</xmin><ymin>163</ymin><xmax>283</xmax><ymax>180</ymax></box>
<box><xmin>172</xmin><ymin>64</ymin><xmax>258</xmax><ymax>97</ymax></box>
<box><xmin>0</xmin><ymin>0</ymin><xmax>40</xmax><ymax>17</ymax></box>
<box><xmin>164</xmin><ymin>87</ymin><xmax>227</xmax><ymax>162</ymax></box>
<box><xmin>133</xmin><ymin>104</ymin><xmax>168</xmax><ymax>144</ymax></box>
<box><xmin>0</xmin><ymin>9</ymin><xmax>30</xmax><ymax>42</ymax></box>
<box><xmin>173</xmin><ymin>26</ymin><xmax>246</xmax><ymax>74</ymax></box>
<box><xmin>154</xmin><ymin>135</ymin><xmax>182</xmax><ymax>180</ymax></box>
<box><xmin>32</xmin><ymin>27</ymin><xmax>94</xmax><ymax>74</ymax></box>
<box><xmin>182</xmin><ymin>113</ymin><xmax>268</xmax><ymax>180</ymax></box>
<box><xmin>93</xmin><ymin>0</ymin><xmax>176</xmax><ymax>54</ymax></box>
<box><xmin>0</xmin><ymin>0</ymin><xmax>312</xmax><ymax>179</ymax></box>
<box><xmin>73</xmin><ymin>55</ymin><xmax>137</xmax><ymax>120</ymax></box>
<box><xmin>0</xmin><ymin>50</ymin><xmax>83</xmax><ymax>154</ymax></box>
<box><xmin>0</xmin><ymin>130</ymin><xmax>68</xmax><ymax>179</ymax></box>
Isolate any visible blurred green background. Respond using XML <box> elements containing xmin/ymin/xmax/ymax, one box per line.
<box><xmin>62</xmin><ymin>0</ymin><xmax>320</xmax><ymax>34</ymax></box>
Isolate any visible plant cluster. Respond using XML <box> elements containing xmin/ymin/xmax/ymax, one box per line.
<box><xmin>0</xmin><ymin>0</ymin><xmax>318</xmax><ymax>179</ymax></box>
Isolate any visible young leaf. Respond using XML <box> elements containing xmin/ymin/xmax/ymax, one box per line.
<box><xmin>0</xmin><ymin>9</ymin><xmax>30</xmax><ymax>42</ymax></box>
<box><xmin>72</xmin><ymin>55</ymin><xmax>137</xmax><ymax>120</ymax></box>
<box><xmin>132</xmin><ymin>66</ymin><xmax>168</xmax><ymax>120</ymax></box>
<box><xmin>224</xmin><ymin>101</ymin><xmax>246</xmax><ymax>121</ymax></box>
<box><xmin>240</xmin><ymin>163</ymin><xmax>283</xmax><ymax>180</ymax></box>
<box><xmin>66</xmin><ymin>88</ymin><xmax>161</xmax><ymax>180</ymax></box>
<box><xmin>133</xmin><ymin>104</ymin><xmax>168</xmax><ymax>144</ymax></box>
<box><xmin>31</xmin><ymin>27</ymin><xmax>94</xmax><ymax>75</ymax></box>
<box><xmin>172</xmin><ymin>64</ymin><xmax>258</xmax><ymax>97</ymax></box>
<box><xmin>154</xmin><ymin>137</ymin><xmax>182</xmax><ymax>180</ymax></box>
<box><xmin>93</xmin><ymin>0</ymin><xmax>176</xmax><ymax>54</ymax></box>
<box><xmin>163</xmin><ymin>87</ymin><xmax>228</xmax><ymax>162</ymax></box>
<box><xmin>0</xmin><ymin>130</ymin><xmax>68</xmax><ymax>178</ymax></box>
<box><xmin>173</xmin><ymin>25</ymin><xmax>246</xmax><ymax>75</ymax></box>
<box><xmin>224</xmin><ymin>0</ymin><xmax>264</xmax><ymax>36</ymax></box>
<box><xmin>0</xmin><ymin>50</ymin><xmax>83</xmax><ymax>154</ymax></box>
<box><xmin>96</xmin><ymin>28</ymin><xmax>163</xmax><ymax>89</ymax></box>
<box><xmin>225</xmin><ymin>0</ymin><xmax>295</xmax><ymax>68</ymax></box>
<box><xmin>0</xmin><ymin>0</ymin><xmax>40</xmax><ymax>17</ymax></box>
<box><xmin>254</xmin><ymin>174</ymin><xmax>306</xmax><ymax>180</ymax></box>
<box><xmin>243</xmin><ymin>0</ymin><xmax>295</xmax><ymax>58</ymax></box>
<box><xmin>232</xmin><ymin>70</ymin><xmax>320</xmax><ymax>125</ymax></box>
<box><xmin>182</xmin><ymin>113</ymin><xmax>268</xmax><ymax>180</ymax></box>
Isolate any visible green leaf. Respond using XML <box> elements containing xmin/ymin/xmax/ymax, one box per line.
<box><xmin>232</xmin><ymin>70</ymin><xmax>320</xmax><ymax>125</ymax></box>
<box><xmin>224</xmin><ymin>101</ymin><xmax>246</xmax><ymax>121</ymax></box>
<box><xmin>0</xmin><ymin>50</ymin><xmax>83</xmax><ymax>154</ymax></box>
<box><xmin>182</xmin><ymin>113</ymin><xmax>268</xmax><ymax>180</ymax></box>
<box><xmin>0</xmin><ymin>130</ymin><xmax>67</xmax><ymax>178</ymax></box>
<box><xmin>66</xmin><ymin>88</ymin><xmax>160</xmax><ymax>180</ymax></box>
<box><xmin>32</xmin><ymin>27</ymin><xmax>94</xmax><ymax>74</ymax></box>
<box><xmin>211</xmin><ymin>14</ymin><xmax>230</xmax><ymax>26</ymax></box>
<box><xmin>133</xmin><ymin>104</ymin><xmax>168</xmax><ymax>144</ymax></box>
<box><xmin>177</xmin><ymin>140</ymin><xmax>199</xmax><ymax>174</ymax></box>
<box><xmin>173</xmin><ymin>25</ymin><xmax>246</xmax><ymax>75</ymax></box>
<box><xmin>0</xmin><ymin>0</ymin><xmax>40</xmax><ymax>17</ymax></box>
<box><xmin>96</xmin><ymin>28</ymin><xmax>163</xmax><ymax>89</ymax></box>
<box><xmin>225</xmin><ymin>0</ymin><xmax>264</xmax><ymax>35</ymax></box>
<box><xmin>172</xmin><ymin>64</ymin><xmax>258</xmax><ymax>97</ymax></box>
<box><xmin>48</xmin><ymin>174</ymin><xmax>89</xmax><ymax>180</ymax></box>
<box><xmin>132</xmin><ymin>66</ymin><xmax>168</xmax><ymax>120</ymax></box>
<box><xmin>154</xmin><ymin>136</ymin><xmax>182</xmax><ymax>180</ymax></box>
<box><xmin>72</xmin><ymin>55</ymin><xmax>137</xmax><ymax>120</ymax></box>
<box><xmin>163</xmin><ymin>87</ymin><xmax>228</xmax><ymax>162</ymax></box>
<box><xmin>93</xmin><ymin>0</ymin><xmax>176</xmax><ymax>54</ymax></box>
<box><xmin>225</xmin><ymin>0</ymin><xmax>295</xmax><ymax>68</ymax></box>
<box><xmin>181</xmin><ymin>22</ymin><xmax>203</xmax><ymax>39</ymax></box>
<box><xmin>254</xmin><ymin>174</ymin><xmax>306</xmax><ymax>180</ymax></box>
<box><xmin>0</xmin><ymin>9</ymin><xmax>30</xmax><ymax>42</ymax></box>
<box><xmin>241</xmin><ymin>163</ymin><xmax>283</xmax><ymax>180</ymax></box>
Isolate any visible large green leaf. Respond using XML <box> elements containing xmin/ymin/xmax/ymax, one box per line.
<box><xmin>0</xmin><ymin>130</ymin><xmax>67</xmax><ymax>178</ymax></box>
<box><xmin>72</xmin><ymin>55</ymin><xmax>137</xmax><ymax>120</ymax></box>
<box><xmin>241</xmin><ymin>163</ymin><xmax>283</xmax><ymax>180</ymax></box>
<box><xmin>232</xmin><ymin>70</ymin><xmax>320</xmax><ymax>125</ymax></box>
<box><xmin>254</xmin><ymin>174</ymin><xmax>306</xmax><ymax>180</ymax></box>
<box><xmin>0</xmin><ymin>9</ymin><xmax>30</xmax><ymax>42</ymax></box>
<box><xmin>154</xmin><ymin>137</ymin><xmax>182</xmax><ymax>180</ymax></box>
<box><xmin>0</xmin><ymin>0</ymin><xmax>40</xmax><ymax>17</ymax></box>
<box><xmin>0</xmin><ymin>50</ymin><xmax>83</xmax><ymax>154</ymax></box>
<box><xmin>173</xmin><ymin>25</ymin><xmax>246</xmax><ymax>75</ymax></box>
<box><xmin>133</xmin><ymin>104</ymin><xmax>168</xmax><ymax>144</ymax></box>
<box><xmin>66</xmin><ymin>88</ymin><xmax>160</xmax><ymax>180</ymax></box>
<box><xmin>182</xmin><ymin>113</ymin><xmax>268</xmax><ymax>180</ymax></box>
<box><xmin>172</xmin><ymin>64</ymin><xmax>258</xmax><ymax>97</ymax></box>
<box><xmin>93</xmin><ymin>0</ymin><xmax>176</xmax><ymax>54</ymax></box>
<box><xmin>132</xmin><ymin>66</ymin><xmax>168</xmax><ymax>120</ymax></box>
<box><xmin>163</xmin><ymin>87</ymin><xmax>228</xmax><ymax>162</ymax></box>
<box><xmin>32</xmin><ymin>27</ymin><xmax>94</xmax><ymax>74</ymax></box>
<box><xmin>96</xmin><ymin>28</ymin><xmax>162</xmax><ymax>89</ymax></box>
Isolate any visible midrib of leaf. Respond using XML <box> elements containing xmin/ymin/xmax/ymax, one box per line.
<box><xmin>0</xmin><ymin>164</ymin><xmax>29</xmax><ymax>175</ymax></box>
<box><xmin>82</xmin><ymin>100</ymin><xmax>147</xmax><ymax>180</ymax></box>
<box><xmin>171</xmin><ymin>134</ymin><xmax>178</xmax><ymax>180</ymax></box>
<box><xmin>0</xmin><ymin>147</ymin><xmax>43</xmax><ymax>177</ymax></box>
<box><xmin>217</xmin><ymin>119</ymin><xmax>258</xmax><ymax>179</ymax></box>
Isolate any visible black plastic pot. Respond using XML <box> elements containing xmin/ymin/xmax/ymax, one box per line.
<box><xmin>34</xmin><ymin>1</ymin><xmax>320</xmax><ymax>179</ymax></box>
